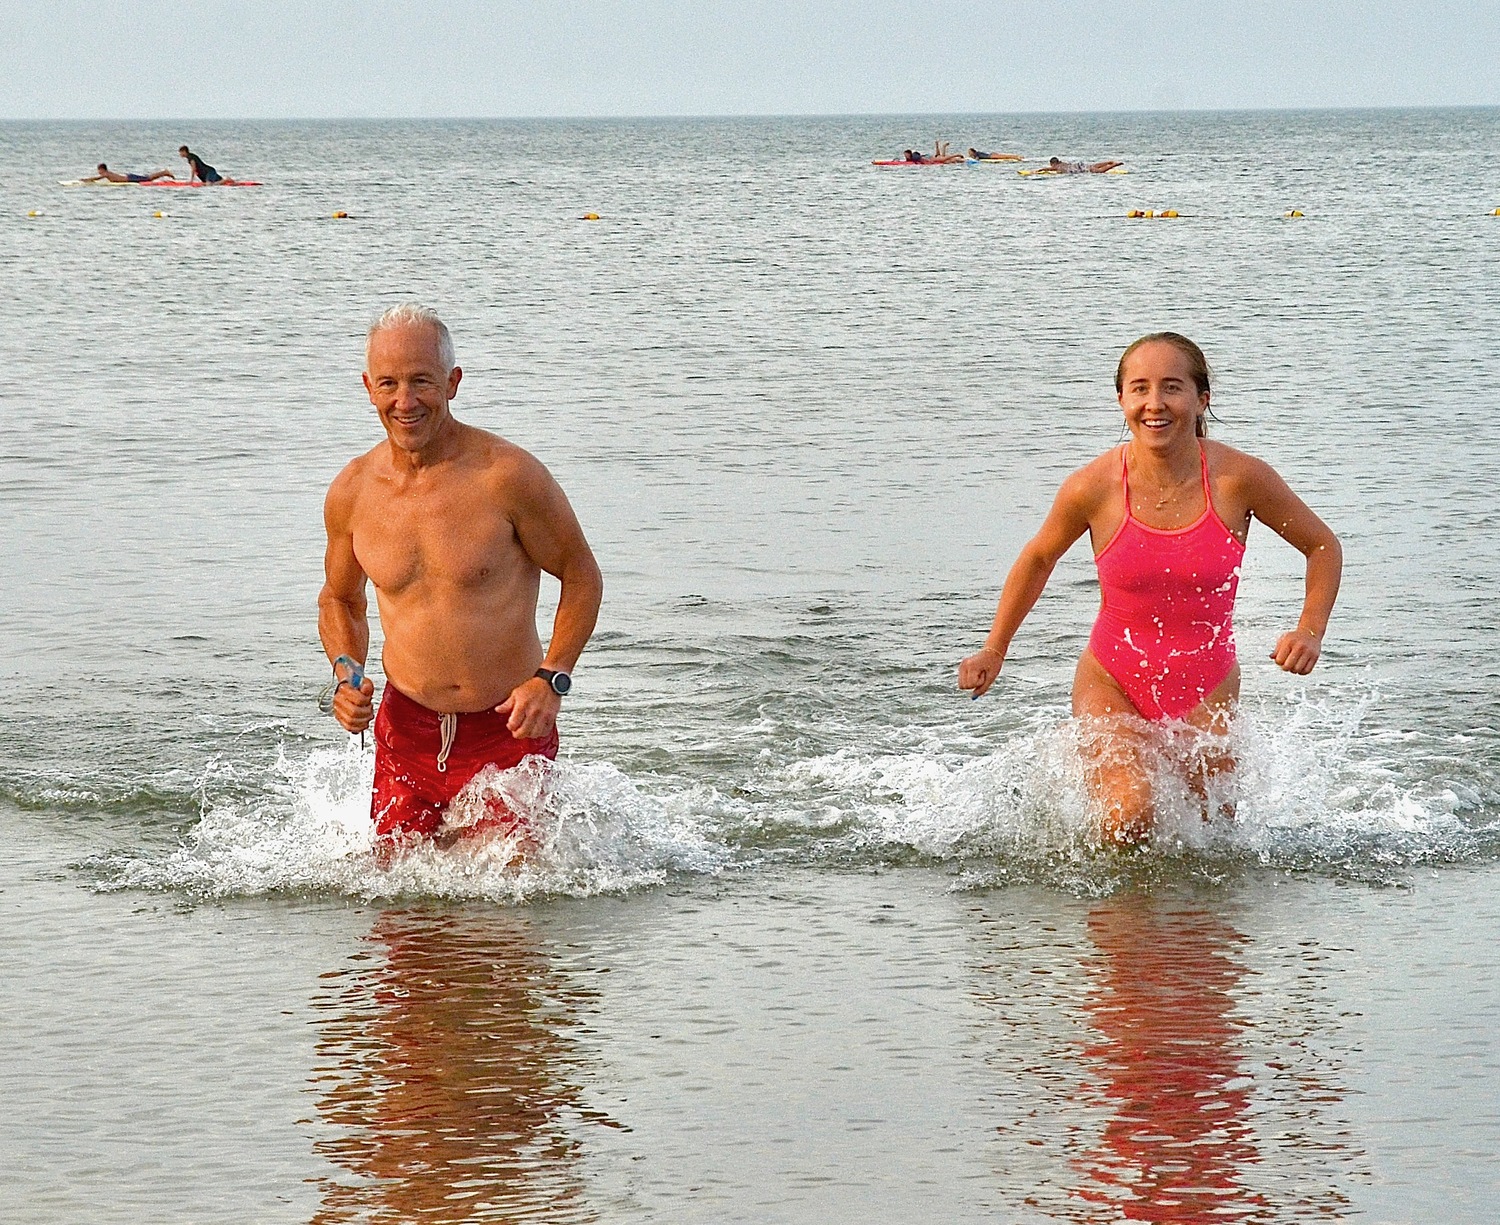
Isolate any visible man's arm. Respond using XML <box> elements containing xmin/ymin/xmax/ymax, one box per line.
<box><xmin>495</xmin><ymin>455</ymin><xmax>604</xmax><ymax>737</ymax></box>
<box><xmin>317</xmin><ymin>467</ymin><xmax>375</xmax><ymax>733</ymax></box>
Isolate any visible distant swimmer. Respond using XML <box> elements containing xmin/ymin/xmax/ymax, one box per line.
<box><xmin>320</xmin><ymin>304</ymin><xmax>603</xmax><ymax>846</ymax></box>
<box><xmin>928</xmin><ymin>140</ymin><xmax>965</xmax><ymax>164</ymax></box>
<box><xmin>81</xmin><ymin>163</ymin><xmax>176</xmax><ymax>183</ymax></box>
<box><xmin>178</xmin><ymin>145</ymin><xmax>224</xmax><ymax>184</ymax></box>
<box><xmin>967</xmin><ymin>148</ymin><xmax>1021</xmax><ymax>162</ymax></box>
<box><xmin>957</xmin><ymin>333</ymin><xmax>1341</xmax><ymax>845</ymax></box>
<box><xmin>1045</xmin><ymin>157</ymin><xmax>1125</xmax><ymax>174</ymax></box>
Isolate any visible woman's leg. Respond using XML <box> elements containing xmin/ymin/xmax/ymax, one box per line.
<box><xmin>1182</xmin><ymin>666</ymin><xmax>1241</xmax><ymax>819</ymax></box>
<box><xmin>1073</xmin><ymin>650</ymin><xmax>1154</xmax><ymax>844</ymax></box>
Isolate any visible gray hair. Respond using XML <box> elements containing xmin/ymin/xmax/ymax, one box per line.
<box><xmin>366</xmin><ymin>304</ymin><xmax>456</xmax><ymax>372</ymax></box>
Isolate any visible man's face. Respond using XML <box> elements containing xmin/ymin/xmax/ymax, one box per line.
<box><xmin>363</xmin><ymin>324</ymin><xmax>462</xmax><ymax>455</ymax></box>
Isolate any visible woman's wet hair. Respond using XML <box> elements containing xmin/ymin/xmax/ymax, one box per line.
<box><xmin>1116</xmin><ymin>332</ymin><xmax>1215</xmax><ymax>437</ymax></box>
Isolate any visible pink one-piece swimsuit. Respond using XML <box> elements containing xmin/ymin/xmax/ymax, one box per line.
<box><xmin>1088</xmin><ymin>444</ymin><xmax>1246</xmax><ymax>721</ymax></box>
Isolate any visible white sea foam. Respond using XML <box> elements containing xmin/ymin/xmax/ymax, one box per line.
<box><xmin>92</xmin><ymin>686</ymin><xmax>1497</xmax><ymax>901</ymax></box>
<box><xmin>101</xmin><ymin>739</ymin><xmax>730</xmax><ymax>902</ymax></box>
<box><xmin>748</xmin><ymin>687</ymin><xmax>1498</xmax><ymax>883</ymax></box>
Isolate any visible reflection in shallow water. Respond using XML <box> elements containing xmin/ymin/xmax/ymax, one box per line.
<box><xmin>308</xmin><ymin>908</ymin><xmax>615</xmax><ymax>1224</ymax></box>
<box><xmin>1075</xmin><ymin>897</ymin><xmax>1269</xmax><ymax>1222</ymax></box>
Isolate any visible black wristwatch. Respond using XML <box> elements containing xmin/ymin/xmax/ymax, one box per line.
<box><xmin>535</xmin><ymin>667</ymin><xmax>572</xmax><ymax>696</ymax></box>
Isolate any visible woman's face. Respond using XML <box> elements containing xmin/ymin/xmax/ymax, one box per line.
<box><xmin>1117</xmin><ymin>341</ymin><xmax>1209</xmax><ymax>449</ymax></box>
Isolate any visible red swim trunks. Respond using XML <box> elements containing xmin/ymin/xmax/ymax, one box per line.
<box><xmin>370</xmin><ymin>683</ymin><xmax>559</xmax><ymax>838</ymax></box>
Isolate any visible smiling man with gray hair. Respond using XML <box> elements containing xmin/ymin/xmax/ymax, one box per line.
<box><xmin>318</xmin><ymin>304</ymin><xmax>603</xmax><ymax>844</ymax></box>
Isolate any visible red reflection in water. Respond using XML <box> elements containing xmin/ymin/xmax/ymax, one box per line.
<box><xmin>1075</xmin><ymin>897</ymin><xmax>1269</xmax><ymax>1223</ymax></box>
<box><xmin>310</xmin><ymin>909</ymin><xmax>614</xmax><ymax>1224</ymax></box>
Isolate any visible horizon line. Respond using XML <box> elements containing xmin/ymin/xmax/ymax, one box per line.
<box><xmin>4</xmin><ymin>102</ymin><xmax>1498</xmax><ymax>124</ymax></box>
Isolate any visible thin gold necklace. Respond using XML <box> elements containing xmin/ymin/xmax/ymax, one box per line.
<box><xmin>1130</xmin><ymin>445</ymin><xmax>1199</xmax><ymax>510</ymax></box>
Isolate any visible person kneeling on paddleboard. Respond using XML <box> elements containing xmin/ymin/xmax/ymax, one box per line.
<box><xmin>178</xmin><ymin>145</ymin><xmax>224</xmax><ymax>184</ymax></box>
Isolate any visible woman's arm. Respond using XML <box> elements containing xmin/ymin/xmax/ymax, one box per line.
<box><xmin>1242</xmin><ymin>456</ymin><xmax>1342</xmax><ymax>675</ymax></box>
<box><xmin>958</xmin><ymin>471</ymin><xmax>1096</xmax><ymax>697</ymax></box>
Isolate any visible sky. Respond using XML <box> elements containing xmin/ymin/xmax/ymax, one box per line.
<box><xmin>2</xmin><ymin>0</ymin><xmax>1497</xmax><ymax>119</ymax></box>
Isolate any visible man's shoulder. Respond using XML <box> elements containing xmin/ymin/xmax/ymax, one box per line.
<box><xmin>323</xmin><ymin>443</ymin><xmax>388</xmax><ymax>514</ymax></box>
<box><xmin>456</xmin><ymin>424</ymin><xmax>551</xmax><ymax>484</ymax></box>
<box><xmin>327</xmin><ymin>444</ymin><xmax>382</xmax><ymax>490</ymax></box>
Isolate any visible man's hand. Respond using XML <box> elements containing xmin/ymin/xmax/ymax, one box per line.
<box><xmin>333</xmin><ymin>675</ymin><xmax>375</xmax><ymax>734</ymax></box>
<box><xmin>1270</xmin><ymin>627</ymin><xmax>1322</xmax><ymax>675</ymax></box>
<box><xmin>958</xmin><ymin>647</ymin><xmax>1005</xmax><ymax>698</ymax></box>
<box><xmin>497</xmin><ymin>677</ymin><xmax>562</xmax><ymax>740</ymax></box>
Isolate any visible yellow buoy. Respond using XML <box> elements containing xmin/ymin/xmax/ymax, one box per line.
<box><xmin>153</xmin><ymin>210</ymin><xmax>165</xmax><ymax>218</ymax></box>
<box><xmin>1160</xmin><ymin>210</ymin><xmax>1179</xmax><ymax>219</ymax></box>
<box><xmin>1144</xmin><ymin>210</ymin><xmax>1155</xmax><ymax>218</ymax></box>
<box><xmin>1127</xmin><ymin>209</ymin><xmax>1144</xmax><ymax>218</ymax></box>
<box><xmin>332</xmin><ymin>211</ymin><xmax>348</xmax><ymax>219</ymax></box>
<box><xmin>1284</xmin><ymin>209</ymin><xmax>1304</xmax><ymax>219</ymax></box>
<box><xmin>581</xmin><ymin>212</ymin><xmax>600</xmax><ymax>221</ymax></box>
<box><xmin>27</xmin><ymin>210</ymin><xmax>40</xmax><ymax>217</ymax></box>
<box><xmin>1493</xmin><ymin>207</ymin><xmax>1500</xmax><ymax>216</ymax></box>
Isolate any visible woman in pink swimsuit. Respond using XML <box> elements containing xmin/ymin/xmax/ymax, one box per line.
<box><xmin>958</xmin><ymin>333</ymin><xmax>1342</xmax><ymax>843</ymax></box>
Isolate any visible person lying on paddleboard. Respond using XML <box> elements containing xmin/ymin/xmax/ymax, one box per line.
<box><xmin>957</xmin><ymin>332</ymin><xmax>1341</xmax><ymax>845</ymax></box>
<box><xmin>178</xmin><ymin>145</ymin><xmax>225</xmax><ymax>184</ymax></box>
<box><xmin>81</xmin><ymin>163</ymin><xmax>177</xmax><ymax>184</ymax></box>
<box><xmin>967</xmin><ymin>148</ymin><xmax>1020</xmax><ymax>162</ymax></box>
<box><xmin>1045</xmin><ymin>157</ymin><xmax>1125</xmax><ymax>174</ymax></box>
<box><xmin>928</xmin><ymin>140</ymin><xmax>965</xmax><ymax>164</ymax></box>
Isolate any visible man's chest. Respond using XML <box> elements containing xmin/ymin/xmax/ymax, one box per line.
<box><xmin>352</xmin><ymin>492</ymin><xmax>519</xmax><ymax>593</ymax></box>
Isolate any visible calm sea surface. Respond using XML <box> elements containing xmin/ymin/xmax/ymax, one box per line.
<box><xmin>2</xmin><ymin>110</ymin><xmax>1499</xmax><ymax>1221</ymax></box>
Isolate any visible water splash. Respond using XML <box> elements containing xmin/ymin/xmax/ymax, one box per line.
<box><xmin>92</xmin><ymin>739</ymin><xmax>730</xmax><ymax>902</ymax></box>
<box><xmin>735</xmin><ymin>686</ymin><xmax>1500</xmax><ymax>890</ymax></box>
<box><xmin>80</xmin><ymin>686</ymin><xmax>1500</xmax><ymax>901</ymax></box>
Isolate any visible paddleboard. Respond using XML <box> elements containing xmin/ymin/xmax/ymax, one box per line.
<box><xmin>1018</xmin><ymin>167</ymin><xmax>1129</xmax><ymax>177</ymax></box>
<box><xmin>59</xmin><ymin>179</ymin><xmax>263</xmax><ymax>187</ymax></box>
<box><xmin>964</xmin><ymin>156</ymin><xmax>1024</xmax><ymax>164</ymax></box>
<box><xmin>871</xmin><ymin>159</ymin><xmax>956</xmax><ymax>167</ymax></box>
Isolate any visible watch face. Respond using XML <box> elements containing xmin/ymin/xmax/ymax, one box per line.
<box><xmin>551</xmin><ymin>671</ymin><xmax>572</xmax><ymax>695</ymax></box>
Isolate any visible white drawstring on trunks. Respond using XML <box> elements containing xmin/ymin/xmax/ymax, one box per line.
<box><xmin>437</xmin><ymin>713</ymin><xmax>457</xmax><ymax>773</ymax></box>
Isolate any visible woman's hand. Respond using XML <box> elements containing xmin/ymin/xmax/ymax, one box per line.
<box><xmin>1271</xmin><ymin>627</ymin><xmax>1322</xmax><ymax>675</ymax></box>
<box><xmin>959</xmin><ymin>647</ymin><xmax>1006</xmax><ymax>697</ymax></box>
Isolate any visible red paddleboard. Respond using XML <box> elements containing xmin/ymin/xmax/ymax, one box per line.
<box><xmin>871</xmin><ymin>160</ymin><xmax>951</xmax><ymax>167</ymax></box>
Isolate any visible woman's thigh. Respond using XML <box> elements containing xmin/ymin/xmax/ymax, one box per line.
<box><xmin>1072</xmin><ymin>648</ymin><xmax>1142</xmax><ymax>718</ymax></box>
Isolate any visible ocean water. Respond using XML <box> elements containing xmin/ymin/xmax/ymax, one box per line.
<box><xmin>2</xmin><ymin>109</ymin><xmax>1499</xmax><ymax>1221</ymax></box>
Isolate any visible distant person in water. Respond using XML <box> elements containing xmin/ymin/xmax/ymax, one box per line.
<box><xmin>1046</xmin><ymin>157</ymin><xmax>1125</xmax><ymax>174</ymax></box>
<box><xmin>966</xmin><ymin>148</ymin><xmax>1018</xmax><ymax>161</ymax></box>
<box><xmin>178</xmin><ymin>146</ymin><xmax>224</xmax><ymax>184</ymax></box>
<box><xmin>82</xmin><ymin>163</ymin><xmax>176</xmax><ymax>183</ymax></box>
<box><xmin>929</xmin><ymin>140</ymin><xmax>965</xmax><ymax>164</ymax></box>
<box><xmin>957</xmin><ymin>333</ymin><xmax>1341</xmax><ymax>844</ymax></box>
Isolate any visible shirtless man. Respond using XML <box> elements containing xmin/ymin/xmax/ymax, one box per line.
<box><xmin>1045</xmin><ymin>156</ymin><xmax>1125</xmax><ymax>174</ymax></box>
<box><xmin>82</xmin><ymin>162</ymin><xmax>176</xmax><ymax>183</ymax></box>
<box><xmin>319</xmin><ymin>304</ymin><xmax>603</xmax><ymax>841</ymax></box>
